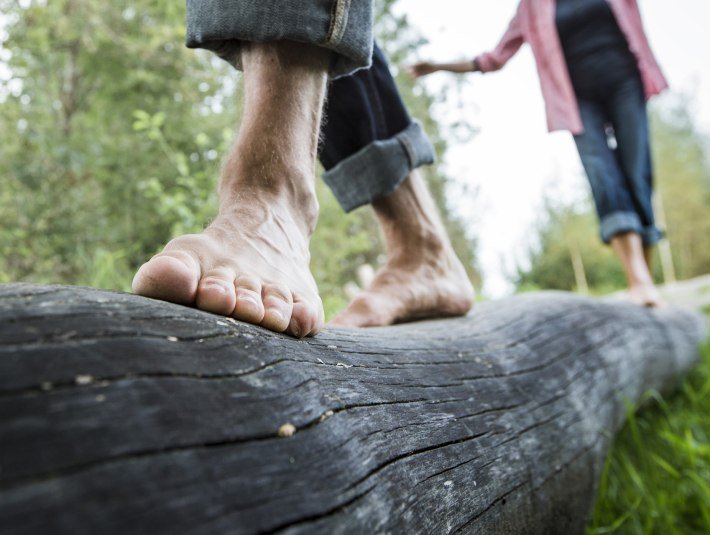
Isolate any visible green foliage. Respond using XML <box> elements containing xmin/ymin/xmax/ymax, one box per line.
<box><xmin>311</xmin><ymin>179</ymin><xmax>384</xmax><ymax>318</ymax></box>
<box><xmin>516</xmin><ymin>198</ymin><xmax>626</xmax><ymax>293</ymax></box>
<box><xmin>588</xmin><ymin>342</ymin><xmax>710</xmax><ymax>534</ymax></box>
<box><xmin>0</xmin><ymin>0</ymin><xmax>235</xmax><ymax>289</ymax></box>
<box><xmin>652</xmin><ymin>98</ymin><xmax>710</xmax><ymax>280</ymax></box>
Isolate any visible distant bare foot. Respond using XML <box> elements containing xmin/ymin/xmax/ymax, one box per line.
<box><xmin>610</xmin><ymin>233</ymin><xmax>664</xmax><ymax>309</ymax></box>
<box><xmin>628</xmin><ymin>284</ymin><xmax>664</xmax><ymax>308</ymax></box>
<box><xmin>330</xmin><ymin>245</ymin><xmax>473</xmax><ymax>327</ymax></box>
<box><xmin>133</xmin><ymin>40</ymin><xmax>329</xmax><ymax>338</ymax></box>
<box><xmin>330</xmin><ymin>170</ymin><xmax>474</xmax><ymax>327</ymax></box>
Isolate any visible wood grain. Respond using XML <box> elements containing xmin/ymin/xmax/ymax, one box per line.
<box><xmin>0</xmin><ymin>283</ymin><xmax>705</xmax><ymax>534</ymax></box>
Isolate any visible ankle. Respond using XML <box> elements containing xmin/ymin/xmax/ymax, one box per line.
<box><xmin>383</xmin><ymin>221</ymin><xmax>448</xmax><ymax>264</ymax></box>
<box><xmin>372</xmin><ymin>170</ymin><xmax>452</xmax><ymax>258</ymax></box>
<box><xmin>627</xmin><ymin>264</ymin><xmax>655</xmax><ymax>288</ymax></box>
<box><xmin>221</xmin><ymin>182</ymin><xmax>319</xmax><ymax>234</ymax></box>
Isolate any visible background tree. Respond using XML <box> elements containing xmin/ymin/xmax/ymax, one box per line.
<box><xmin>0</xmin><ymin>0</ymin><xmax>235</xmax><ymax>288</ymax></box>
<box><xmin>515</xmin><ymin>197</ymin><xmax>626</xmax><ymax>294</ymax></box>
<box><xmin>652</xmin><ymin>96</ymin><xmax>710</xmax><ymax>280</ymax></box>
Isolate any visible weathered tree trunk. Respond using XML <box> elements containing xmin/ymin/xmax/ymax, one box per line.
<box><xmin>0</xmin><ymin>283</ymin><xmax>705</xmax><ymax>534</ymax></box>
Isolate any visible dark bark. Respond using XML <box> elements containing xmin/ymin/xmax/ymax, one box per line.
<box><xmin>0</xmin><ymin>283</ymin><xmax>705</xmax><ymax>534</ymax></box>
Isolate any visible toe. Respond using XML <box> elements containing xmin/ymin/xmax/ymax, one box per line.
<box><xmin>287</xmin><ymin>297</ymin><xmax>323</xmax><ymax>338</ymax></box>
<box><xmin>261</xmin><ymin>283</ymin><xmax>293</xmax><ymax>333</ymax></box>
<box><xmin>196</xmin><ymin>268</ymin><xmax>238</xmax><ymax>316</ymax></box>
<box><xmin>233</xmin><ymin>274</ymin><xmax>266</xmax><ymax>325</ymax></box>
<box><xmin>132</xmin><ymin>251</ymin><xmax>200</xmax><ymax>306</ymax></box>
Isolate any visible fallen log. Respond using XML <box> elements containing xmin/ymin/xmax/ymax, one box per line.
<box><xmin>0</xmin><ymin>283</ymin><xmax>705</xmax><ymax>534</ymax></box>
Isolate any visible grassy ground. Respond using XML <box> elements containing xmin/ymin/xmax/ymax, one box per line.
<box><xmin>587</xmin><ymin>337</ymin><xmax>710</xmax><ymax>534</ymax></box>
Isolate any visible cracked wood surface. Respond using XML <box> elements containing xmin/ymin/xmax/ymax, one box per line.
<box><xmin>0</xmin><ymin>283</ymin><xmax>705</xmax><ymax>534</ymax></box>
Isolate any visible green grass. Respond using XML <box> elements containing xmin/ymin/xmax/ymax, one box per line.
<box><xmin>587</xmin><ymin>341</ymin><xmax>710</xmax><ymax>534</ymax></box>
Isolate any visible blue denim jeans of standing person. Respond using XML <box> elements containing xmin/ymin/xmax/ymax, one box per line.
<box><xmin>573</xmin><ymin>74</ymin><xmax>662</xmax><ymax>246</ymax></box>
<box><xmin>185</xmin><ymin>2</ymin><xmax>435</xmax><ymax>212</ymax></box>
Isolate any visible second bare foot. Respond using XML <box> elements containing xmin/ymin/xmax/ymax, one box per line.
<box><xmin>329</xmin><ymin>170</ymin><xmax>474</xmax><ymax>328</ymax></box>
<box><xmin>329</xmin><ymin>246</ymin><xmax>474</xmax><ymax>327</ymax></box>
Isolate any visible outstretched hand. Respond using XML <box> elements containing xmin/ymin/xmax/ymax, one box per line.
<box><xmin>407</xmin><ymin>61</ymin><xmax>438</xmax><ymax>78</ymax></box>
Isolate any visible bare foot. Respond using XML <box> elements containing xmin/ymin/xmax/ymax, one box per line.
<box><xmin>628</xmin><ymin>283</ymin><xmax>664</xmax><ymax>308</ymax></box>
<box><xmin>132</xmin><ymin>191</ymin><xmax>324</xmax><ymax>337</ymax></box>
<box><xmin>330</xmin><ymin>244</ymin><xmax>473</xmax><ymax>327</ymax></box>
<box><xmin>330</xmin><ymin>170</ymin><xmax>474</xmax><ymax>327</ymax></box>
<box><xmin>133</xmin><ymin>41</ymin><xmax>329</xmax><ymax>337</ymax></box>
<box><xmin>610</xmin><ymin>233</ymin><xmax>664</xmax><ymax>309</ymax></box>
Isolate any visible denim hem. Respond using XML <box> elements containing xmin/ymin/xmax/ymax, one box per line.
<box><xmin>640</xmin><ymin>226</ymin><xmax>664</xmax><ymax>247</ymax></box>
<box><xmin>185</xmin><ymin>0</ymin><xmax>373</xmax><ymax>78</ymax></box>
<box><xmin>322</xmin><ymin>120</ymin><xmax>435</xmax><ymax>212</ymax></box>
<box><xmin>600</xmin><ymin>211</ymin><xmax>662</xmax><ymax>245</ymax></box>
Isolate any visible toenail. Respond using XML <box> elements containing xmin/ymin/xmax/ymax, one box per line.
<box><xmin>270</xmin><ymin>309</ymin><xmax>285</xmax><ymax>323</ymax></box>
<box><xmin>238</xmin><ymin>293</ymin><xmax>259</xmax><ymax>306</ymax></box>
<box><xmin>203</xmin><ymin>280</ymin><xmax>229</xmax><ymax>292</ymax></box>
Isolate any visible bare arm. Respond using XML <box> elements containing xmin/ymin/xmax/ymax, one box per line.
<box><xmin>413</xmin><ymin>3</ymin><xmax>525</xmax><ymax>79</ymax></box>
<box><xmin>407</xmin><ymin>59</ymin><xmax>479</xmax><ymax>79</ymax></box>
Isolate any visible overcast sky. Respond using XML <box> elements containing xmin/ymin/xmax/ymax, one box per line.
<box><xmin>395</xmin><ymin>0</ymin><xmax>710</xmax><ymax>297</ymax></box>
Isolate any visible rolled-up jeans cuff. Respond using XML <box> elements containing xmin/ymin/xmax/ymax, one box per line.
<box><xmin>600</xmin><ymin>211</ymin><xmax>662</xmax><ymax>245</ymax></box>
<box><xmin>322</xmin><ymin>120</ymin><xmax>435</xmax><ymax>212</ymax></box>
<box><xmin>186</xmin><ymin>0</ymin><xmax>373</xmax><ymax>78</ymax></box>
<box><xmin>641</xmin><ymin>226</ymin><xmax>664</xmax><ymax>247</ymax></box>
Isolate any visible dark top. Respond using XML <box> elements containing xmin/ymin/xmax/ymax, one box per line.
<box><xmin>555</xmin><ymin>0</ymin><xmax>640</xmax><ymax>98</ymax></box>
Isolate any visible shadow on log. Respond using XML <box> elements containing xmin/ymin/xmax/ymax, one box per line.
<box><xmin>0</xmin><ymin>283</ymin><xmax>706</xmax><ymax>534</ymax></box>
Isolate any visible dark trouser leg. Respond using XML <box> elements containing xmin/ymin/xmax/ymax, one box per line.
<box><xmin>320</xmin><ymin>44</ymin><xmax>473</xmax><ymax>327</ymax></box>
<box><xmin>319</xmin><ymin>42</ymin><xmax>435</xmax><ymax>212</ymax></box>
<box><xmin>574</xmin><ymin>96</ymin><xmax>646</xmax><ymax>244</ymax></box>
<box><xmin>606</xmin><ymin>76</ymin><xmax>661</xmax><ymax>247</ymax></box>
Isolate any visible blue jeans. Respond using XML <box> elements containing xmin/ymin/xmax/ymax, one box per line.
<box><xmin>186</xmin><ymin>0</ymin><xmax>374</xmax><ymax>78</ymax></box>
<box><xmin>186</xmin><ymin>2</ymin><xmax>434</xmax><ymax>212</ymax></box>
<box><xmin>573</xmin><ymin>75</ymin><xmax>662</xmax><ymax>246</ymax></box>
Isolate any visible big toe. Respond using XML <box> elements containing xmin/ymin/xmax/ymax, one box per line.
<box><xmin>132</xmin><ymin>252</ymin><xmax>200</xmax><ymax>306</ymax></box>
